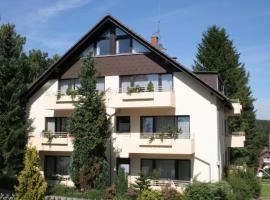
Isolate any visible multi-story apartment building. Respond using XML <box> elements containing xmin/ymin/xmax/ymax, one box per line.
<box><xmin>26</xmin><ymin>15</ymin><xmax>245</xmax><ymax>189</ymax></box>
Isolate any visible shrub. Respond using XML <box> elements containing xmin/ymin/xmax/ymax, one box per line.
<box><xmin>183</xmin><ymin>182</ymin><xmax>213</xmax><ymax>200</ymax></box>
<box><xmin>46</xmin><ymin>184</ymin><xmax>105</xmax><ymax>199</ymax></box>
<box><xmin>132</xmin><ymin>172</ymin><xmax>151</xmax><ymax>192</ymax></box>
<box><xmin>106</xmin><ymin>184</ymin><xmax>116</xmax><ymax>199</ymax></box>
<box><xmin>227</xmin><ymin>167</ymin><xmax>261</xmax><ymax>199</ymax></box>
<box><xmin>127</xmin><ymin>187</ymin><xmax>138</xmax><ymax>199</ymax></box>
<box><xmin>115</xmin><ymin>168</ymin><xmax>128</xmax><ymax>194</ymax></box>
<box><xmin>15</xmin><ymin>147</ymin><xmax>47</xmax><ymax>200</ymax></box>
<box><xmin>137</xmin><ymin>190</ymin><xmax>164</xmax><ymax>200</ymax></box>
<box><xmin>211</xmin><ymin>181</ymin><xmax>233</xmax><ymax>200</ymax></box>
<box><xmin>161</xmin><ymin>183</ymin><xmax>183</xmax><ymax>200</ymax></box>
<box><xmin>227</xmin><ymin>173</ymin><xmax>251</xmax><ymax>200</ymax></box>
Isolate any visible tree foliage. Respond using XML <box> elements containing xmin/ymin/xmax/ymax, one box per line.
<box><xmin>193</xmin><ymin>25</ymin><xmax>263</xmax><ymax>166</ymax></box>
<box><xmin>15</xmin><ymin>147</ymin><xmax>47</xmax><ymax>200</ymax></box>
<box><xmin>132</xmin><ymin>172</ymin><xmax>151</xmax><ymax>192</ymax></box>
<box><xmin>115</xmin><ymin>168</ymin><xmax>128</xmax><ymax>195</ymax></box>
<box><xmin>0</xmin><ymin>23</ymin><xmax>60</xmax><ymax>176</ymax></box>
<box><xmin>0</xmin><ymin>23</ymin><xmax>29</xmax><ymax>175</ymax></box>
<box><xmin>69</xmin><ymin>55</ymin><xmax>110</xmax><ymax>190</ymax></box>
<box><xmin>27</xmin><ymin>49</ymin><xmax>60</xmax><ymax>82</ymax></box>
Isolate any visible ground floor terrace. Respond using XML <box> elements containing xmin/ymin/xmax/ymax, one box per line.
<box><xmin>39</xmin><ymin>151</ymin><xmax>193</xmax><ymax>190</ymax></box>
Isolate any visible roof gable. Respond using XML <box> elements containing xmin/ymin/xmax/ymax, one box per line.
<box><xmin>25</xmin><ymin>15</ymin><xmax>232</xmax><ymax>108</ymax></box>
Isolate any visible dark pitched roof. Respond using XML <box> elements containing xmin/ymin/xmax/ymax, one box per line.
<box><xmin>25</xmin><ymin>15</ymin><xmax>232</xmax><ymax>108</ymax></box>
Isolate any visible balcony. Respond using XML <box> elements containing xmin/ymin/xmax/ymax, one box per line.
<box><xmin>108</xmin><ymin>86</ymin><xmax>175</xmax><ymax>109</ymax></box>
<box><xmin>40</xmin><ymin>132</ymin><xmax>73</xmax><ymax>151</ymax></box>
<box><xmin>113</xmin><ymin>133</ymin><xmax>195</xmax><ymax>157</ymax></box>
<box><xmin>226</xmin><ymin>132</ymin><xmax>245</xmax><ymax>148</ymax></box>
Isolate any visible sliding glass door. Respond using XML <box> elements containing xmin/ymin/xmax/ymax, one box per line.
<box><xmin>141</xmin><ymin>159</ymin><xmax>191</xmax><ymax>181</ymax></box>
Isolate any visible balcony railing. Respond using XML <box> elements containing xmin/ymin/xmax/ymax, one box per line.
<box><xmin>141</xmin><ymin>133</ymin><xmax>190</xmax><ymax>139</ymax></box>
<box><xmin>151</xmin><ymin>179</ymin><xmax>190</xmax><ymax>188</ymax></box>
<box><xmin>119</xmin><ymin>85</ymin><xmax>173</xmax><ymax>93</ymax></box>
<box><xmin>42</xmin><ymin>132</ymin><xmax>70</xmax><ymax>138</ymax></box>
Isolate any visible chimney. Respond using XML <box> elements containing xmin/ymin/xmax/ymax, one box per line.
<box><xmin>151</xmin><ymin>34</ymin><xmax>159</xmax><ymax>47</ymax></box>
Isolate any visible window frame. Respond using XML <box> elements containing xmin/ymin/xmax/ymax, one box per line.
<box><xmin>44</xmin><ymin>156</ymin><xmax>70</xmax><ymax>177</ymax></box>
<box><xmin>45</xmin><ymin>117</ymin><xmax>68</xmax><ymax>133</ymax></box>
<box><xmin>119</xmin><ymin>73</ymin><xmax>173</xmax><ymax>92</ymax></box>
<box><xmin>140</xmin><ymin>115</ymin><xmax>190</xmax><ymax>135</ymax></box>
<box><xmin>116</xmin><ymin>116</ymin><xmax>131</xmax><ymax>133</ymax></box>
<box><xmin>140</xmin><ymin>158</ymin><xmax>191</xmax><ymax>180</ymax></box>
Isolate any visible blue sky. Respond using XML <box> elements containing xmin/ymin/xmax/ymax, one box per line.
<box><xmin>1</xmin><ymin>0</ymin><xmax>270</xmax><ymax>120</ymax></box>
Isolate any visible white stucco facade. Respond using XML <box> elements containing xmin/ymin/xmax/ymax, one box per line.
<box><xmin>26</xmin><ymin>70</ymin><xmax>244</xmax><ymax>188</ymax></box>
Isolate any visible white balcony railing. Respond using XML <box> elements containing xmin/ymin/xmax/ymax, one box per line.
<box><xmin>141</xmin><ymin>133</ymin><xmax>190</xmax><ymax>139</ymax></box>
<box><xmin>108</xmin><ymin>86</ymin><xmax>175</xmax><ymax>108</ymax></box>
<box><xmin>119</xmin><ymin>85</ymin><xmax>173</xmax><ymax>93</ymax></box>
<box><xmin>151</xmin><ymin>179</ymin><xmax>190</xmax><ymax>188</ymax></box>
<box><xmin>40</xmin><ymin>132</ymin><xmax>74</xmax><ymax>151</ymax></box>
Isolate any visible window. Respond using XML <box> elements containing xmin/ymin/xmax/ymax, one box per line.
<box><xmin>96</xmin><ymin>30</ymin><xmax>110</xmax><ymax>56</ymax></box>
<box><xmin>117</xmin><ymin>158</ymin><xmax>130</xmax><ymax>175</ymax></box>
<box><xmin>45</xmin><ymin>156</ymin><xmax>70</xmax><ymax>177</ymax></box>
<box><xmin>141</xmin><ymin>159</ymin><xmax>191</xmax><ymax>180</ymax></box>
<box><xmin>96</xmin><ymin>77</ymin><xmax>105</xmax><ymax>93</ymax></box>
<box><xmin>141</xmin><ymin>116</ymin><xmax>190</xmax><ymax>138</ymax></box>
<box><xmin>116</xmin><ymin>116</ymin><xmax>130</xmax><ymax>133</ymax></box>
<box><xmin>59</xmin><ymin>79</ymin><xmax>79</xmax><ymax>95</ymax></box>
<box><xmin>81</xmin><ymin>44</ymin><xmax>94</xmax><ymax>58</ymax></box>
<box><xmin>132</xmin><ymin>39</ymin><xmax>149</xmax><ymax>53</ymax></box>
<box><xmin>141</xmin><ymin>159</ymin><xmax>153</xmax><ymax>177</ymax></box>
<box><xmin>116</xmin><ymin>38</ymin><xmax>130</xmax><ymax>54</ymax></box>
<box><xmin>155</xmin><ymin>116</ymin><xmax>175</xmax><ymax>133</ymax></box>
<box><xmin>156</xmin><ymin>160</ymin><xmax>175</xmax><ymax>179</ymax></box>
<box><xmin>45</xmin><ymin>117</ymin><xmax>68</xmax><ymax>133</ymax></box>
<box><xmin>59</xmin><ymin>78</ymin><xmax>104</xmax><ymax>94</ymax></box>
<box><xmin>141</xmin><ymin>117</ymin><xmax>154</xmax><ymax>133</ymax></box>
<box><xmin>119</xmin><ymin>74</ymin><xmax>172</xmax><ymax>93</ymax></box>
<box><xmin>161</xmin><ymin>74</ymin><xmax>173</xmax><ymax>91</ymax></box>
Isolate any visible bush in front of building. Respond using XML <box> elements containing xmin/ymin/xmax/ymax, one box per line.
<box><xmin>15</xmin><ymin>147</ymin><xmax>47</xmax><ymax>200</ymax></box>
<box><xmin>161</xmin><ymin>183</ymin><xmax>183</xmax><ymax>200</ymax></box>
<box><xmin>115</xmin><ymin>168</ymin><xmax>128</xmax><ymax>195</ymax></box>
<box><xmin>227</xmin><ymin>167</ymin><xmax>260</xmax><ymax>200</ymax></box>
<box><xmin>183</xmin><ymin>181</ymin><xmax>233</xmax><ymax>200</ymax></box>
<box><xmin>137</xmin><ymin>189</ymin><xmax>164</xmax><ymax>200</ymax></box>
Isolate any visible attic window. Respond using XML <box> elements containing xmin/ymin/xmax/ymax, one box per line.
<box><xmin>132</xmin><ymin>39</ymin><xmax>149</xmax><ymax>53</ymax></box>
<box><xmin>115</xmin><ymin>28</ymin><xmax>126</xmax><ymax>36</ymax></box>
<box><xmin>81</xmin><ymin>44</ymin><xmax>94</xmax><ymax>58</ymax></box>
<box><xmin>96</xmin><ymin>29</ymin><xmax>110</xmax><ymax>56</ymax></box>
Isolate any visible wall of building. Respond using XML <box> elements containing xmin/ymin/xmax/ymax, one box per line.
<box><xmin>26</xmin><ymin>71</ymin><xmax>224</xmax><ymax>184</ymax></box>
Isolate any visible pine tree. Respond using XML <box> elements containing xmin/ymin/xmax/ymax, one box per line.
<box><xmin>15</xmin><ymin>147</ymin><xmax>47</xmax><ymax>200</ymax></box>
<box><xmin>0</xmin><ymin>24</ymin><xmax>29</xmax><ymax>175</ymax></box>
<box><xmin>69</xmin><ymin>55</ymin><xmax>110</xmax><ymax>190</ymax></box>
<box><xmin>193</xmin><ymin>26</ymin><xmax>263</xmax><ymax>166</ymax></box>
<box><xmin>132</xmin><ymin>172</ymin><xmax>151</xmax><ymax>192</ymax></box>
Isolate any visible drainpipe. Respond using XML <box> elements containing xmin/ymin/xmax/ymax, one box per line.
<box><xmin>195</xmin><ymin>157</ymin><xmax>211</xmax><ymax>182</ymax></box>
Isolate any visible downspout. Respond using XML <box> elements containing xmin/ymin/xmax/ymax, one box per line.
<box><xmin>194</xmin><ymin>157</ymin><xmax>211</xmax><ymax>182</ymax></box>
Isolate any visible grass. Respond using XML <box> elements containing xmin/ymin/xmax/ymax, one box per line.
<box><xmin>261</xmin><ymin>179</ymin><xmax>270</xmax><ymax>197</ymax></box>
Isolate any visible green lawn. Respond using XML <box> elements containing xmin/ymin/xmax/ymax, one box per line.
<box><xmin>261</xmin><ymin>180</ymin><xmax>270</xmax><ymax>197</ymax></box>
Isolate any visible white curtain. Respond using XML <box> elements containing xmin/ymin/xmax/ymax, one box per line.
<box><xmin>60</xmin><ymin>80</ymin><xmax>69</xmax><ymax>95</ymax></box>
<box><xmin>46</xmin><ymin>118</ymin><xmax>55</xmax><ymax>133</ymax></box>
<box><xmin>178</xmin><ymin>116</ymin><xmax>190</xmax><ymax>138</ymax></box>
<box><xmin>156</xmin><ymin>160</ymin><xmax>175</xmax><ymax>179</ymax></box>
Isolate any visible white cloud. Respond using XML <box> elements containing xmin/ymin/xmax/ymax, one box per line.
<box><xmin>28</xmin><ymin>0</ymin><xmax>91</xmax><ymax>23</ymax></box>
